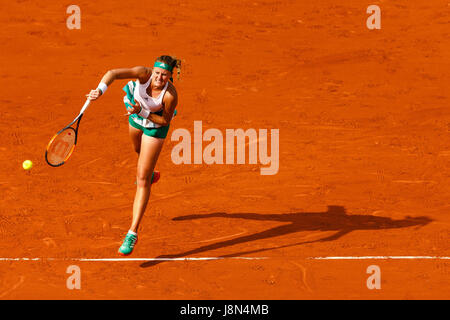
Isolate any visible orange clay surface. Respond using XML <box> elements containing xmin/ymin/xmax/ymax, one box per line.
<box><xmin>0</xmin><ymin>0</ymin><xmax>449</xmax><ymax>299</ymax></box>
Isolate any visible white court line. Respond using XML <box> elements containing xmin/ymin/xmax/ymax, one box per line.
<box><xmin>0</xmin><ymin>256</ymin><xmax>449</xmax><ymax>262</ymax></box>
<box><xmin>0</xmin><ymin>257</ymin><xmax>268</xmax><ymax>262</ymax></box>
<box><xmin>310</xmin><ymin>256</ymin><xmax>450</xmax><ymax>260</ymax></box>
<box><xmin>78</xmin><ymin>257</ymin><xmax>268</xmax><ymax>262</ymax></box>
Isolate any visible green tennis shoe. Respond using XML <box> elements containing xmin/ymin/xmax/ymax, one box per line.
<box><xmin>118</xmin><ymin>232</ymin><xmax>138</xmax><ymax>256</ymax></box>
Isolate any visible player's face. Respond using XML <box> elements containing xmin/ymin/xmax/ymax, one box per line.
<box><xmin>152</xmin><ymin>67</ymin><xmax>171</xmax><ymax>88</ymax></box>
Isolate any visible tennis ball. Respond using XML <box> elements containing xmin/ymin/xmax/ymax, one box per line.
<box><xmin>22</xmin><ymin>160</ymin><xmax>33</xmax><ymax>170</ymax></box>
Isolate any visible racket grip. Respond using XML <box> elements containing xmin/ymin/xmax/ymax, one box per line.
<box><xmin>79</xmin><ymin>98</ymin><xmax>92</xmax><ymax>115</ymax></box>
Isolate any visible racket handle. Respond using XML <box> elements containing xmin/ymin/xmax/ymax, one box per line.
<box><xmin>79</xmin><ymin>98</ymin><xmax>92</xmax><ymax>115</ymax></box>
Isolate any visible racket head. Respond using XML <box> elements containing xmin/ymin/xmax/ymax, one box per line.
<box><xmin>45</xmin><ymin>127</ymin><xmax>77</xmax><ymax>167</ymax></box>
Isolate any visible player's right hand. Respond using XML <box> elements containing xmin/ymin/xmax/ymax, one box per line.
<box><xmin>86</xmin><ymin>89</ymin><xmax>102</xmax><ymax>100</ymax></box>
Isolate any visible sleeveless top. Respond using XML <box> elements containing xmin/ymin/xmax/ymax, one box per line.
<box><xmin>132</xmin><ymin>74</ymin><xmax>169</xmax><ymax>128</ymax></box>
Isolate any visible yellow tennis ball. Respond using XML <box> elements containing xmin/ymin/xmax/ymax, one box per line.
<box><xmin>22</xmin><ymin>160</ymin><xmax>33</xmax><ymax>170</ymax></box>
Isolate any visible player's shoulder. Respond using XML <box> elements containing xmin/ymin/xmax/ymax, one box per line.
<box><xmin>166</xmin><ymin>81</ymin><xmax>178</xmax><ymax>99</ymax></box>
<box><xmin>136</xmin><ymin>66</ymin><xmax>152</xmax><ymax>82</ymax></box>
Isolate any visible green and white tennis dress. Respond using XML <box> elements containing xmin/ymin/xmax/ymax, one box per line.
<box><xmin>123</xmin><ymin>75</ymin><xmax>176</xmax><ymax>139</ymax></box>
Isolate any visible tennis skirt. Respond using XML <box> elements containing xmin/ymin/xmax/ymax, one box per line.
<box><xmin>128</xmin><ymin>115</ymin><xmax>170</xmax><ymax>139</ymax></box>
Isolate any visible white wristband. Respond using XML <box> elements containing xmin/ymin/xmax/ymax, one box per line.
<box><xmin>138</xmin><ymin>107</ymin><xmax>150</xmax><ymax>119</ymax></box>
<box><xmin>97</xmin><ymin>82</ymin><xmax>108</xmax><ymax>94</ymax></box>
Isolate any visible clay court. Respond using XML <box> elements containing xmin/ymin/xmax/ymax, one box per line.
<box><xmin>0</xmin><ymin>0</ymin><xmax>449</xmax><ymax>299</ymax></box>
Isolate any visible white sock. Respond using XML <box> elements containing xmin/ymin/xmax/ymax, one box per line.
<box><xmin>128</xmin><ymin>230</ymin><xmax>137</xmax><ymax>236</ymax></box>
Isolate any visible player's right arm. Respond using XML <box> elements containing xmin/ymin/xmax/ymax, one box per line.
<box><xmin>86</xmin><ymin>66</ymin><xmax>151</xmax><ymax>100</ymax></box>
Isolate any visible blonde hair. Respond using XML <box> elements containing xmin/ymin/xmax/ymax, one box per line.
<box><xmin>155</xmin><ymin>55</ymin><xmax>182</xmax><ymax>80</ymax></box>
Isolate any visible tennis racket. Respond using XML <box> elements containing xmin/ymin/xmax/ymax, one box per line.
<box><xmin>45</xmin><ymin>98</ymin><xmax>92</xmax><ymax>167</ymax></box>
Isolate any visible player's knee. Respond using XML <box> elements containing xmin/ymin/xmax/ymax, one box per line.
<box><xmin>136</xmin><ymin>172</ymin><xmax>151</xmax><ymax>187</ymax></box>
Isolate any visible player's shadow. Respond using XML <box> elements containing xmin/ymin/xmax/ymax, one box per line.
<box><xmin>139</xmin><ymin>205</ymin><xmax>431</xmax><ymax>268</ymax></box>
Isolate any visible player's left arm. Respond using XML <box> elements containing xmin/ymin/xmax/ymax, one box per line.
<box><xmin>147</xmin><ymin>85</ymin><xmax>178</xmax><ymax>126</ymax></box>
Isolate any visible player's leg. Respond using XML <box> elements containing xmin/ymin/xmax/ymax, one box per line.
<box><xmin>131</xmin><ymin>134</ymin><xmax>165</xmax><ymax>231</ymax></box>
<box><xmin>118</xmin><ymin>134</ymin><xmax>165</xmax><ymax>255</ymax></box>
<box><xmin>129</xmin><ymin>121</ymin><xmax>143</xmax><ymax>154</ymax></box>
<box><xmin>129</xmin><ymin>121</ymin><xmax>160</xmax><ymax>184</ymax></box>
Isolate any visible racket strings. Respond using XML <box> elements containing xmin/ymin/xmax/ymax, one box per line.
<box><xmin>45</xmin><ymin>128</ymin><xmax>76</xmax><ymax>166</ymax></box>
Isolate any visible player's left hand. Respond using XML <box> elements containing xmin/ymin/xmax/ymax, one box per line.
<box><xmin>126</xmin><ymin>100</ymin><xmax>142</xmax><ymax>115</ymax></box>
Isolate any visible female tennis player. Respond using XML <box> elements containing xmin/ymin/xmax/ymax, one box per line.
<box><xmin>86</xmin><ymin>55</ymin><xmax>180</xmax><ymax>256</ymax></box>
